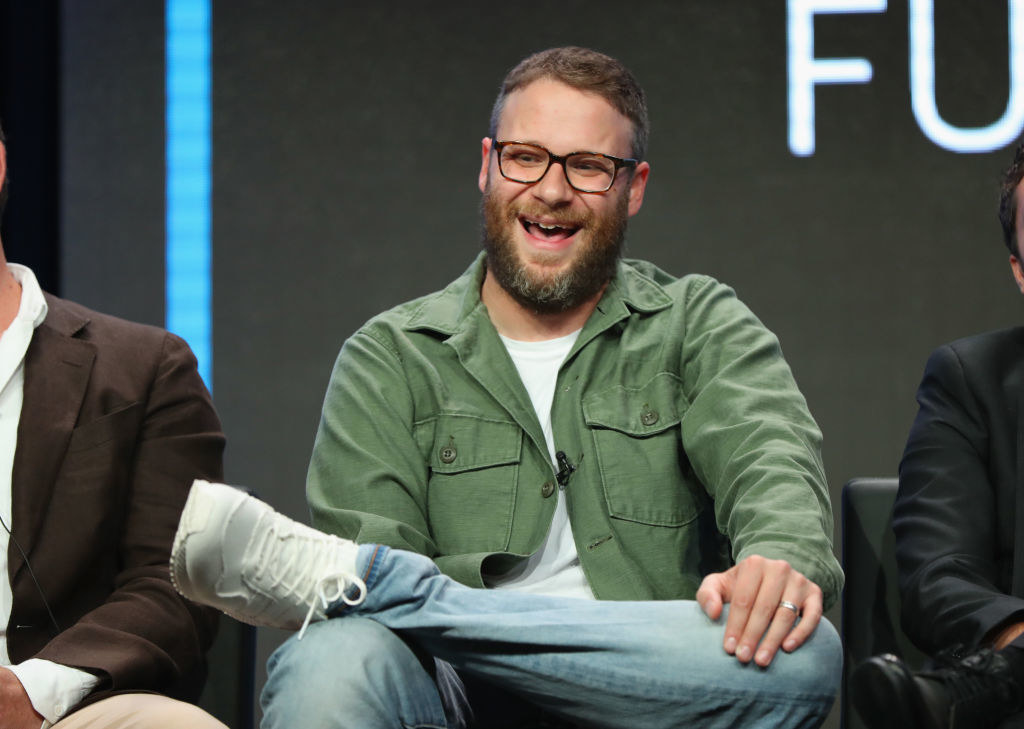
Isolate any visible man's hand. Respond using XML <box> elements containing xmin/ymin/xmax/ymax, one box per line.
<box><xmin>0</xmin><ymin>668</ymin><xmax>45</xmax><ymax>729</ymax></box>
<box><xmin>696</xmin><ymin>555</ymin><xmax>823</xmax><ymax>668</ymax></box>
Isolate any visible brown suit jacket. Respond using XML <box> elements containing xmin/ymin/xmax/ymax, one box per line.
<box><xmin>3</xmin><ymin>294</ymin><xmax>224</xmax><ymax>706</ymax></box>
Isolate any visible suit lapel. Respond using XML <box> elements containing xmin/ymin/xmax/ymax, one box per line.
<box><xmin>9</xmin><ymin>315</ymin><xmax>95</xmax><ymax>581</ymax></box>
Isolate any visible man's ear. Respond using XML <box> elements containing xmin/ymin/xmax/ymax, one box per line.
<box><xmin>478</xmin><ymin>137</ymin><xmax>493</xmax><ymax>193</ymax></box>
<box><xmin>626</xmin><ymin>161</ymin><xmax>650</xmax><ymax>217</ymax></box>
<box><xmin>1010</xmin><ymin>254</ymin><xmax>1024</xmax><ymax>294</ymax></box>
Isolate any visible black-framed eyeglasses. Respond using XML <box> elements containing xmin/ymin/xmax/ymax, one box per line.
<box><xmin>493</xmin><ymin>140</ymin><xmax>638</xmax><ymax>194</ymax></box>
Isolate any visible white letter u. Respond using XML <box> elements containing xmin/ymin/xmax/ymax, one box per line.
<box><xmin>911</xmin><ymin>0</ymin><xmax>1024</xmax><ymax>152</ymax></box>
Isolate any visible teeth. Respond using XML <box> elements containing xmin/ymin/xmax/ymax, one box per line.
<box><xmin>526</xmin><ymin>218</ymin><xmax>566</xmax><ymax>231</ymax></box>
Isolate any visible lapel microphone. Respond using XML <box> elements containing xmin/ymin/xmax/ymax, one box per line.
<box><xmin>555</xmin><ymin>450</ymin><xmax>577</xmax><ymax>488</ymax></box>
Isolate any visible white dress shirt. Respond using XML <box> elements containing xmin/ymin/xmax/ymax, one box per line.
<box><xmin>0</xmin><ymin>265</ymin><xmax>98</xmax><ymax>726</ymax></box>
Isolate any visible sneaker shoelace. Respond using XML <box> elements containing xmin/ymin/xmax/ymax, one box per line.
<box><xmin>246</xmin><ymin>519</ymin><xmax>367</xmax><ymax>639</ymax></box>
<box><xmin>298</xmin><ymin>572</ymin><xmax>367</xmax><ymax>640</ymax></box>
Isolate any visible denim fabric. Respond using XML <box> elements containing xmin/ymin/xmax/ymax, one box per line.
<box><xmin>261</xmin><ymin>545</ymin><xmax>841</xmax><ymax>729</ymax></box>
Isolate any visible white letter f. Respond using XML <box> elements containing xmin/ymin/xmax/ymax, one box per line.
<box><xmin>788</xmin><ymin>0</ymin><xmax>888</xmax><ymax>156</ymax></box>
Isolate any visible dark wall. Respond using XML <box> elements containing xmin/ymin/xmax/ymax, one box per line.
<box><xmin>14</xmin><ymin>2</ymin><xmax>1024</xmax><ymax>727</ymax></box>
<box><xmin>0</xmin><ymin>0</ymin><xmax>59</xmax><ymax>292</ymax></box>
<box><xmin>60</xmin><ymin>1</ymin><xmax>166</xmax><ymax>324</ymax></box>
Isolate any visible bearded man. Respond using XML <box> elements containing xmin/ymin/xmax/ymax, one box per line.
<box><xmin>236</xmin><ymin>47</ymin><xmax>844</xmax><ymax>728</ymax></box>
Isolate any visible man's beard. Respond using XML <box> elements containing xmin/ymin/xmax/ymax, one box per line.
<box><xmin>480</xmin><ymin>187</ymin><xmax>629</xmax><ymax>315</ymax></box>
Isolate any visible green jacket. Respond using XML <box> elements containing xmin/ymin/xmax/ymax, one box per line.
<box><xmin>308</xmin><ymin>254</ymin><xmax>844</xmax><ymax>608</ymax></box>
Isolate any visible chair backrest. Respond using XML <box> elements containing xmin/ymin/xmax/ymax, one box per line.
<box><xmin>198</xmin><ymin>615</ymin><xmax>257</xmax><ymax>729</ymax></box>
<box><xmin>841</xmin><ymin>477</ymin><xmax>926</xmax><ymax>729</ymax></box>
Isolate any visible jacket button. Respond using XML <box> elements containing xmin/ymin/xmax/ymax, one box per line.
<box><xmin>541</xmin><ymin>481</ymin><xmax>555</xmax><ymax>498</ymax></box>
<box><xmin>640</xmin><ymin>407</ymin><xmax>659</xmax><ymax>426</ymax></box>
<box><xmin>439</xmin><ymin>446</ymin><xmax>457</xmax><ymax>464</ymax></box>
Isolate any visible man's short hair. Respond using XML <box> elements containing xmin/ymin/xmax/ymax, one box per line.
<box><xmin>998</xmin><ymin>139</ymin><xmax>1024</xmax><ymax>257</ymax></box>
<box><xmin>488</xmin><ymin>46</ymin><xmax>650</xmax><ymax>161</ymax></box>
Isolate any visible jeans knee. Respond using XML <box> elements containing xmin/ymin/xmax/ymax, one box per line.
<box><xmin>261</xmin><ymin>617</ymin><xmax>449</xmax><ymax>729</ymax></box>
<box><xmin>773</xmin><ymin>617</ymin><xmax>843</xmax><ymax>699</ymax></box>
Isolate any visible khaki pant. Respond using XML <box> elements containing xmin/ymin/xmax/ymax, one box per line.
<box><xmin>53</xmin><ymin>694</ymin><xmax>228</xmax><ymax>728</ymax></box>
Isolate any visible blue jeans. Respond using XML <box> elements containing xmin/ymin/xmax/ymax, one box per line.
<box><xmin>262</xmin><ymin>545</ymin><xmax>842</xmax><ymax>728</ymax></box>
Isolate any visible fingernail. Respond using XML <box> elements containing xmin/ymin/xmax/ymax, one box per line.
<box><xmin>756</xmin><ymin>650</ymin><xmax>770</xmax><ymax>665</ymax></box>
<box><xmin>724</xmin><ymin>636</ymin><xmax>736</xmax><ymax>653</ymax></box>
<box><xmin>736</xmin><ymin>645</ymin><xmax>751</xmax><ymax>661</ymax></box>
<box><xmin>783</xmin><ymin>639</ymin><xmax>796</xmax><ymax>652</ymax></box>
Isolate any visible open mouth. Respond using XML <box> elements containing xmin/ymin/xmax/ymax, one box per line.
<box><xmin>519</xmin><ymin>216</ymin><xmax>581</xmax><ymax>242</ymax></box>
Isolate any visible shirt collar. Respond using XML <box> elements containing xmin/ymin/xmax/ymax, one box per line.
<box><xmin>6</xmin><ymin>264</ymin><xmax>49</xmax><ymax>330</ymax></box>
<box><xmin>602</xmin><ymin>258</ymin><xmax>674</xmax><ymax>314</ymax></box>
<box><xmin>404</xmin><ymin>252</ymin><xmax>673</xmax><ymax>336</ymax></box>
<box><xmin>404</xmin><ymin>253</ymin><xmax>488</xmax><ymax>336</ymax></box>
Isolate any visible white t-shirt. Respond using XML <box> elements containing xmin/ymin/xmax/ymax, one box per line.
<box><xmin>487</xmin><ymin>329</ymin><xmax>595</xmax><ymax>600</ymax></box>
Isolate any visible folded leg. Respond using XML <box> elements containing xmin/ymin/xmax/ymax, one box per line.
<box><xmin>343</xmin><ymin>545</ymin><xmax>841</xmax><ymax>729</ymax></box>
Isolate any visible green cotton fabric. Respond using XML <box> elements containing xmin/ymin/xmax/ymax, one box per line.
<box><xmin>307</xmin><ymin>253</ymin><xmax>844</xmax><ymax>609</ymax></box>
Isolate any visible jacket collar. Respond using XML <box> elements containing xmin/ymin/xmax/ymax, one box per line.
<box><xmin>403</xmin><ymin>252</ymin><xmax>674</xmax><ymax>337</ymax></box>
<box><xmin>39</xmin><ymin>293</ymin><xmax>90</xmax><ymax>338</ymax></box>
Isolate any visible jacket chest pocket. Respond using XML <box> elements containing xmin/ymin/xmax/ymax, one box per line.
<box><xmin>583</xmin><ymin>373</ymin><xmax>703</xmax><ymax>527</ymax></box>
<box><xmin>419</xmin><ymin>413</ymin><xmax>522</xmax><ymax>553</ymax></box>
<box><xmin>61</xmin><ymin>402</ymin><xmax>143</xmax><ymax>494</ymax></box>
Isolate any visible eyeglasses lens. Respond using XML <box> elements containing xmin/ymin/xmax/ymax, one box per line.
<box><xmin>498</xmin><ymin>143</ymin><xmax>615</xmax><ymax>193</ymax></box>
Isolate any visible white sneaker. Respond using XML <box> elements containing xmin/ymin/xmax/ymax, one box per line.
<box><xmin>170</xmin><ymin>480</ymin><xmax>366</xmax><ymax>638</ymax></box>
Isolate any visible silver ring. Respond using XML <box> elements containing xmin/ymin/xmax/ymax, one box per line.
<box><xmin>778</xmin><ymin>600</ymin><xmax>800</xmax><ymax>615</ymax></box>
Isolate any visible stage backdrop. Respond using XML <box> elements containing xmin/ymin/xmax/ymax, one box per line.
<box><xmin>54</xmin><ymin>2</ymin><xmax>1024</xmax><ymax>727</ymax></box>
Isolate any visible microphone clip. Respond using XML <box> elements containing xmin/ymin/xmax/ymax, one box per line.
<box><xmin>555</xmin><ymin>450</ymin><xmax>577</xmax><ymax>488</ymax></box>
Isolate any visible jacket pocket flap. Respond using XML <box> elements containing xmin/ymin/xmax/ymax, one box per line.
<box><xmin>428</xmin><ymin>414</ymin><xmax>522</xmax><ymax>474</ymax></box>
<box><xmin>582</xmin><ymin>372</ymin><xmax>684</xmax><ymax>436</ymax></box>
<box><xmin>67</xmin><ymin>402</ymin><xmax>144</xmax><ymax>453</ymax></box>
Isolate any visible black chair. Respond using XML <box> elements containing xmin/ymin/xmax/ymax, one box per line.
<box><xmin>841</xmin><ymin>477</ymin><xmax>927</xmax><ymax>729</ymax></box>
<box><xmin>198</xmin><ymin>615</ymin><xmax>257</xmax><ymax>729</ymax></box>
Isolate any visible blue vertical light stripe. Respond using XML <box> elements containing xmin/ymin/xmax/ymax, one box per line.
<box><xmin>166</xmin><ymin>0</ymin><xmax>212</xmax><ymax>389</ymax></box>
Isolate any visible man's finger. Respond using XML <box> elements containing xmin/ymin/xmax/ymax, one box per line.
<box><xmin>722</xmin><ymin>558</ymin><xmax>768</xmax><ymax>658</ymax></box>
<box><xmin>734</xmin><ymin>566</ymin><xmax>787</xmax><ymax>663</ymax></box>
<box><xmin>782</xmin><ymin>590</ymin><xmax>824</xmax><ymax>652</ymax></box>
<box><xmin>696</xmin><ymin>571</ymin><xmax>730</xmax><ymax>620</ymax></box>
<box><xmin>753</xmin><ymin>598</ymin><xmax>801</xmax><ymax>667</ymax></box>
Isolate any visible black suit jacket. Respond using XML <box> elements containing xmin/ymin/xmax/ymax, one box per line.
<box><xmin>4</xmin><ymin>294</ymin><xmax>224</xmax><ymax>706</ymax></box>
<box><xmin>896</xmin><ymin>327</ymin><xmax>1024</xmax><ymax>655</ymax></box>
